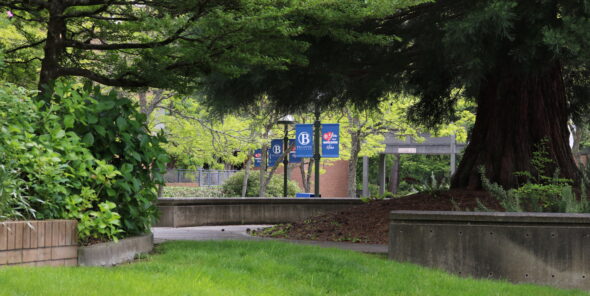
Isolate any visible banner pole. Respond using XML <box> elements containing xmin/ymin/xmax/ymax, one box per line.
<box><xmin>314</xmin><ymin>106</ymin><xmax>321</xmax><ymax>198</ymax></box>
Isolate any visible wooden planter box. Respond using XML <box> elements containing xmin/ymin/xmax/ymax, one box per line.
<box><xmin>389</xmin><ymin>211</ymin><xmax>590</xmax><ymax>290</ymax></box>
<box><xmin>0</xmin><ymin>220</ymin><xmax>78</xmax><ymax>267</ymax></box>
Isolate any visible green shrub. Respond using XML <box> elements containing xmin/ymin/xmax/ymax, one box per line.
<box><xmin>0</xmin><ymin>82</ymin><xmax>168</xmax><ymax>242</ymax></box>
<box><xmin>222</xmin><ymin>171</ymin><xmax>300</xmax><ymax>197</ymax></box>
<box><xmin>48</xmin><ymin>82</ymin><xmax>169</xmax><ymax>236</ymax></box>
<box><xmin>162</xmin><ymin>186</ymin><xmax>226</xmax><ymax>198</ymax></box>
<box><xmin>0</xmin><ymin>82</ymin><xmax>123</xmax><ymax>242</ymax></box>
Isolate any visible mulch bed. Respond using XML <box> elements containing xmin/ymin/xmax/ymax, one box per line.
<box><xmin>252</xmin><ymin>189</ymin><xmax>503</xmax><ymax>244</ymax></box>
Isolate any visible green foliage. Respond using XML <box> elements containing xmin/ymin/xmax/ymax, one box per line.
<box><xmin>357</xmin><ymin>154</ymin><xmax>453</xmax><ymax>197</ymax></box>
<box><xmin>162</xmin><ymin>186</ymin><xmax>226</xmax><ymax>198</ymax></box>
<box><xmin>3</xmin><ymin>0</ymin><xmax>405</xmax><ymax>95</ymax></box>
<box><xmin>408</xmin><ymin>172</ymin><xmax>450</xmax><ymax>197</ymax></box>
<box><xmin>77</xmin><ymin>201</ymin><xmax>123</xmax><ymax>244</ymax></box>
<box><xmin>0</xmin><ymin>82</ymin><xmax>124</xmax><ymax>242</ymax></box>
<box><xmin>0</xmin><ymin>81</ymin><xmax>167</xmax><ymax>242</ymax></box>
<box><xmin>0</xmin><ymin>164</ymin><xmax>35</xmax><ymax>220</ymax></box>
<box><xmin>63</xmin><ymin>187</ymin><xmax>122</xmax><ymax>244</ymax></box>
<box><xmin>480</xmin><ymin>140</ymin><xmax>589</xmax><ymax>213</ymax></box>
<box><xmin>222</xmin><ymin>171</ymin><xmax>300</xmax><ymax>197</ymax></box>
<box><xmin>49</xmin><ymin>82</ymin><xmax>169</xmax><ymax>236</ymax></box>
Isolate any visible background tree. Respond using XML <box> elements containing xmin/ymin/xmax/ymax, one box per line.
<box><xmin>2</xmin><ymin>0</ymin><xmax>313</xmax><ymax>94</ymax></box>
<box><xmin>336</xmin><ymin>95</ymin><xmax>417</xmax><ymax>197</ymax></box>
<box><xmin>1</xmin><ymin>0</ymin><xmax>400</xmax><ymax>96</ymax></box>
<box><xmin>384</xmin><ymin>0</ymin><xmax>590</xmax><ymax>188</ymax></box>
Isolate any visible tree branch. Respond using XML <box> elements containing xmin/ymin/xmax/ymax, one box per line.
<box><xmin>63</xmin><ymin>3</ymin><xmax>112</xmax><ymax>18</ymax></box>
<box><xmin>5</xmin><ymin>39</ymin><xmax>46</xmax><ymax>54</ymax></box>
<box><xmin>58</xmin><ymin>67</ymin><xmax>147</xmax><ymax>87</ymax></box>
<box><xmin>5</xmin><ymin>57</ymin><xmax>43</xmax><ymax>64</ymax></box>
<box><xmin>63</xmin><ymin>36</ymin><xmax>178</xmax><ymax>50</ymax></box>
<box><xmin>3</xmin><ymin>1</ymin><xmax>48</xmax><ymax>10</ymax></box>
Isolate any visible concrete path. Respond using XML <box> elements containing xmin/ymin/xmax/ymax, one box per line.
<box><xmin>152</xmin><ymin>225</ymin><xmax>388</xmax><ymax>254</ymax></box>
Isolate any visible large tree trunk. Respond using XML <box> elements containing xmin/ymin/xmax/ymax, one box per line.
<box><xmin>452</xmin><ymin>64</ymin><xmax>579</xmax><ymax>189</ymax></box>
<box><xmin>38</xmin><ymin>2</ymin><xmax>66</xmax><ymax>95</ymax></box>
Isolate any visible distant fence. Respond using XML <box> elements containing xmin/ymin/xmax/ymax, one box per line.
<box><xmin>164</xmin><ymin>169</ymin><xmax>238</xmax><ymax>186</ymax></box>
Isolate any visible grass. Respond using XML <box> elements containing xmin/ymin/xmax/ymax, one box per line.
<box><xmin>0</xmin><ymin>240</ymin><xmax>587</xmax><ymax>296</ymax></box>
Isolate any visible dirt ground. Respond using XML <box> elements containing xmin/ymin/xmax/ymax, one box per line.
<box><xmin>252</xmin><ymin>189</ymin><xmax>503</xmax><ymax>244</ymax></box>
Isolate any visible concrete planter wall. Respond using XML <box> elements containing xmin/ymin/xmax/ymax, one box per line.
<box><xmin>0</xmin><ymin>220</ymin><xmax>78</xmax><ymax>267</ymax></box>
<box><xmin>389</xmin><ymin>211</ymin><xmax>590</xmax><ymax>290</ymax></box>
<box><xmin>156</xmin><ymin>198</ymin><xmax>363</xmax><ymax>227</ymax></box>
<box><xmin>78</xmin><ymin>233</ymin><xmax>153</xmax><ymax>266</ymax></box>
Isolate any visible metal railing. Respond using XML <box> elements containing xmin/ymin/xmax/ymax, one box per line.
<box><xmin>164</xmin><ymin>169</ymin><xmax>238</xmax><ymax>186</ymax></box>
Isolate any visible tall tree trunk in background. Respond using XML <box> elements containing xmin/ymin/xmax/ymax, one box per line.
<box><xmin>452</xmin><ymin>64</ymin><xmax>579</xmax><ymax>189</ymax></box>
<box><xmin>241</xmin><ymin>152</ymin><xmax>253</xmax><ymax>197</ymax></box>
<box><xmin>299</xmin><ymin>159</ymin><xmax>314</xmax><ymax>192</ymax></box>
<box><xmin>306</xmin><ymin>159</ymin><xmax>313</xmax><ymax>192</ymax></box>
<box><xmin>347</xmin><ymin>131</ymin><xmax>362</xmax><ymax>197</ymax></box>
<box><xmin>259</xmin><ymin>144</ymin><xmax>268</xmax><ymax>197</ymax></box>
<box><xmin>389</xmin><ymin>154</ymin><xmax>400</xmax><ymax>194</ymax></box>
<box><xmin>299</xmin><ymin>161</ymin><xmax>308</xmax><ymax>192</ymax></box>
<box><xmin>138</xmin><ymin>92</ymin><xmax>148</xmax><ymax>115</ymax></box>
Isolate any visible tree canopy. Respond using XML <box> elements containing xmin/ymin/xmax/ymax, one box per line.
<box><xmin>1</xmin><ymin>0</ymin><xmax>402</xmax><ymax>94</ymax></box>
<box><xmin>203</xmin><ymin>0</ymin><xmax>590</xmax><ymax>188</ymax></box>
<box><xmin>4</xmin><ymin>0</ymin><xmax>590</xmax><ymax>189</ymax></box>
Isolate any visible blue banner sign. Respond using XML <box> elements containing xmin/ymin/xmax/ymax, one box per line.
<box><xmin>269</xmin><ymin>139</ymin><xmax>283</xmax><ymax>167</ymax></box>
<box><xmin>288</xmin><ymin>139</ymin><xmax>301</xmax><ymax>163</ymax></box>
<box><xmin>295</xmin><ymin>124</ymin><xmax>313</xmax><ymax>158</ymax></box>
<box><xmin>253</xmin><ymin>149</ymin><xmax>262</xmax><ymax>168</ymax></box>
<box><xmin>321</xmin><ymin>124</ymin><xmax>340</xmax><ymax>158</ymax></box>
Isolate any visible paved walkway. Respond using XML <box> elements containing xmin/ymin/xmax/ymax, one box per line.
<box><xmin>152</xmin><ymin>225</ymin><xmax>388</xmax><ymax>254</ymax></box>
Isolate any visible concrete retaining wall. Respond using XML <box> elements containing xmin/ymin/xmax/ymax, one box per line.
<box><xmin>78</xmin><ymin>233</ymin><xmax>153</xmax><ymax>266</ymax></box>
<box><xmin>0</xmin><ymin>220</ymin><xmax>78</xmax><ymax>267</ymax></box>
<box><xmin>389</xmin><ymin>211</ymin><xmax>590</xmax><ymax>290</ymax></box>
<box><xmin>156</xmin><ymin>198</ymin><xmax>363</xmax><ymax>227</ymax></box>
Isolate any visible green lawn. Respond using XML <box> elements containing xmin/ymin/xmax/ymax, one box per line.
<box><xmin>0</xmin><ymin>241</ymin><xmax>586</xmax><ymax>296</ymax></box>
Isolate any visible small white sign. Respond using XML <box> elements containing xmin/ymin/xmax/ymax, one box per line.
<box><xmin>398</xmin><ymin>148</ymin><xmax>417</xmax><ymax>153</ymax></box>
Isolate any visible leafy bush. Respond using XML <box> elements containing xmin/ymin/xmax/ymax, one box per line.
<box><xmin>77</xmin><ymin>201</ymin><xmax>123</xmax><ymax>243</ymax></box>
<box><xmin>0</xmin><ymin>82</ymin><xmax>168</xmax><ymax>243</ymax></box>
<box><xmin>0</xmin><ymin>83</ymin><xmax>123</xmax><ymax>242</ymax></box>
<box><xmin>222</xmin><ymin>171</ymin><xmax>300</xmax><ymax>197</ymax></box>
<box><xmin>49</xmin><ymin>82</ymin><xmax>169</xmax><ymax>236</ymax></box>
<box><xmin>162</xmin><ymin>186</ymin><xmax>227</xmax><ymax>198</ymax></box>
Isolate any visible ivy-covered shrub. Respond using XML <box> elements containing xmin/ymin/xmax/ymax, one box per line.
<box><xmin>49</xmin><ymin>82</ymin><xmax>169</xmax><ymax>236</ymax></box>
<box><xmin>222</xmin><ymin>171</ymin><xmax>300</xmax><ymax>197</ymax></box>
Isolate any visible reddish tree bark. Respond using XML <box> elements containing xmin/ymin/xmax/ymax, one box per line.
<box><xmin>452</xmin><ymin>64</ymin><xmax>579</xmax><ymax>189</ymax></box>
